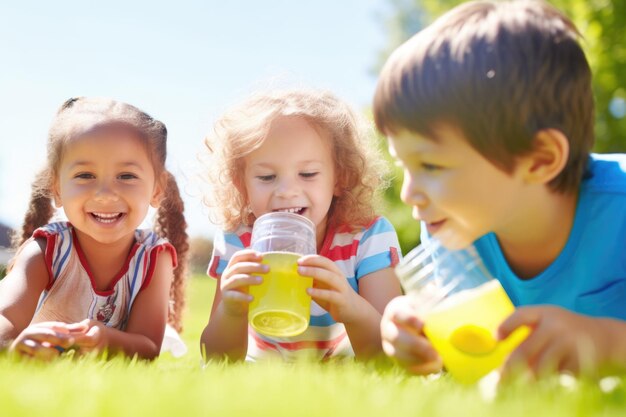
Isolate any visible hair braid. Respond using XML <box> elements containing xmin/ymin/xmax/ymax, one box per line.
<box><xmin>155</xmin><ymin>171</ymin><xmax>189</xmax><ymax>332</ymax></box>
<box><xmin>12</xmin><ymin>169</ymin><xmax>55</xmax><ymax>250</ymax></box>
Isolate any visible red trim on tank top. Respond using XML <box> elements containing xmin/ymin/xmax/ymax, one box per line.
<box><xmin>32</xmin><ymin>228</ymin><xmax>58</xmax><ymax>290</ymax></box>
<box><xmin>71</xmin><ymin>228</ymin><xmax>139</xmax><ymax>296</ymax></box>
<box><xmin>140</xmin><ymin>243</ymin><xmax>176</xmax><ymax>291</ymax></box>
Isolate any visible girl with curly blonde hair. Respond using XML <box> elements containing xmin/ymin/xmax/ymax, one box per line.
<box><xmin>201</xmin><ymin>88</ymin><xmax>402</xmax><ymax>362</ymax></box>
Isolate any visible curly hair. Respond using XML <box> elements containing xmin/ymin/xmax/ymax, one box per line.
<box><xmin>203</xmin><ymin>88</ymin><xmax>390</xmax><ymax>232</ymax></box>
<box><xmin>12</xmin><ymin>97</ymin><xmax>189</xmax><ymax>332</ymax></box>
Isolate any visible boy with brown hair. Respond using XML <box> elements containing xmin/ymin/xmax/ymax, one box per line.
<box><xmin>374</xmin><ymin>0</ymin><xmax>626</xmax><ymax>378</ymax></box>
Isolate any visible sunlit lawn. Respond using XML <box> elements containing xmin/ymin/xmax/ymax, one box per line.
<box><xmin>1</xmin><ymin>275</ymin><xmax>625</xmax><ymax>417</ymax></box>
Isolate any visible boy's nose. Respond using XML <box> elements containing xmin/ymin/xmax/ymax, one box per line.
<box><xmin>400</xmin><ymin>177</ymin><xmax>428</xmax><ymax>207</ymax></box>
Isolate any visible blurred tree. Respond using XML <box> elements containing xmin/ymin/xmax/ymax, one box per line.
<box><xmin>373</xmin><ymin>0</ymin><xmax>626</xmax><ymax>253</ymax></box>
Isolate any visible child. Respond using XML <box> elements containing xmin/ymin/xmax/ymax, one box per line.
<box><xmin>200</xmin><ymin>88</ymin><xmax>403</xmax><ymax>362</ymax></box>
<box><xmin>373</xmin><ymin>0</ymin><xmax>626</xmax><ymax>378</ymax></box>
<box><xmin>0</xmin><ymin>97</ymin><xmax>189</xmax><ymax>360</ymax></box>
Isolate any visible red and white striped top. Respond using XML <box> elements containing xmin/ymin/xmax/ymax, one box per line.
<box><xmin>208</xmin><ymin>216</ymin><xmax>401</xmax><ymax>361</ymax></box>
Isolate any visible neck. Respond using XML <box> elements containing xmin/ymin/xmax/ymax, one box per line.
<box><xmin>73</xmin><ymin>229</ymin><xmax>136</xmax><ymax>290</ymax></box>
<box><xmin>496</xmin><ymin>188</ymin><xmax>578</xmax><ymax>279</ymax></box>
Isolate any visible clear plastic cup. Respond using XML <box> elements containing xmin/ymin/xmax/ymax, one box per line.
<box><xmin>248</xmin><ymin>212</ymin><xmax>316</xmax><ymax>337</ymax></box>
<box><xmin>395</xmin><ymin>241</ymin><xmax>529</xmax><ymax>384</ymax></box>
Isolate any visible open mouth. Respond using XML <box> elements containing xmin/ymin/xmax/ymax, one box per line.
<box><xmin>426</xmin><ymin>219</ymin><xmax>445</xmax><ymax>235</ymax></box>
<box><xmin>90</xmin><ymin>212</ymin><xmax>125</xmax><ymax>224</ymax></box>
<box><xmin>274</xmin><ymin>207</ymin><xmax>306</xmax><ymax>215</ymax></box>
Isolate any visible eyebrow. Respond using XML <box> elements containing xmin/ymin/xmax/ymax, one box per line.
<box><xmin>391</xmin><ymin>137</ymin><xmax>441</xmax><ymax>157</ymax></box>
<box><xmin>249</xmin><ymin>160</ymin><xmax>325</xmax><ymax>168</ymax></box>
<box><xmin>68</xmin><ymin>161</ymin><xmax>146</xmax><ymax>170</ymax></box>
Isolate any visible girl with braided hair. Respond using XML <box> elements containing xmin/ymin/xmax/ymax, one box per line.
<box><xmin>0</xmin><ymin>97</ymin><xmax>188</xmax><ymax>360</ymax></box>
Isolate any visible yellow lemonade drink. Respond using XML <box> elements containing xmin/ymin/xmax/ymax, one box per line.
<box><xmin>248</xmin><ymin>252</ymin><xmax>313</xmax><ymax>337</ymax></box>
<box><xmin>423</xmin><ymin>280</ymin><xmax>529</xmax><ymax>384</ymax></box>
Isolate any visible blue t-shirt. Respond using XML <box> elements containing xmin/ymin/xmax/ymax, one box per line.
<box><xmin>472</xmin><ymin>153</ymin><xmax>626</xmax><ymax>320</ymax></box>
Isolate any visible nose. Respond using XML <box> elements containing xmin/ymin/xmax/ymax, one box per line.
<box><xmin>400</xmin><ymin>172</ymin><xmax>428</xmax><ymax>208</ymax></box>
<box><xmin>93</xmin><ymin>180</ymin><xmax>120</xmax><ymax>203</ymax></box>
<box><xmin>274</xmin><ymin>176</ymin><xmax>299</xmax><ymax>199</ymax></box>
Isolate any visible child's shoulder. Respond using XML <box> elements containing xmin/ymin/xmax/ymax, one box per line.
<box><xmin>334</xmin><ymin>216</ymin><xmax>394</xmax><ymax>235</ymax></box>
<box><xmin>218</xmin><ymin>224</ymin><xmax>252</xmax><ymax>243</ymax></box>
<box><xmin>329</xmin><ymin>217</ymin><xmax>398</xmax><ymax>251</ymax></box>
<box><xmin>134</xmin><ymin>228</ymin><xmax>172</xmax><ymax>248</ymax></box>
<box><xmin>33</xmin><ymin>221</ymin><xmax>72</xmax><ymax>237</ymax></box>
<box><xmin>133</xmin><ymin>229</ymin><xmax>178</xmax><ymax>267</ymax></box>
<box><xmin>361</xmin><ymin>216</ymin><xmax>397</xmax><ymax>235</ymax></box>
<box><xmin>29</xmin><ymin>222</ymin><xmax>72</xmax><ymax>254</ymax></box>
<box><xmin>583</xmin><ymin>153</ymin><xmax>626</xmax><ymax>194</ymax></box>
<box><xmin>212</xmin><ymin>224</ymin><xmax>253</xmax><ymax>252</ymax></box>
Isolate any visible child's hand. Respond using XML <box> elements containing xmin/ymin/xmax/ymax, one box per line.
<box><xmin>9</xmin><ymin>321</ymin><xmax>76</xmax><ymax>361</ymax></box>
<box><xmin>297</xmin><ymin>254</ymin><xmax>374</xmax><ymax>324</ymax></box>
<box><xmin>65</xmin><ymin>319</ymin><xmax>106</xmax><ymax>353</ymax></box>
<box><xmin>219</xmin><ymin>250</ymin><xmax>267</xmax><ymax>318</ymax></box>
<box><xmin>380</xmin><ymin>296</ymin><xmax>443</xmax><ymax>375</ymax></box>
<box><xmin>499</xmin><ymin>306</ymin><xmax>610</xmax><ymax>379</ymax></box>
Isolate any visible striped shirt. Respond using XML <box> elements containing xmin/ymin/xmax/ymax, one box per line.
<box><xmin>31</xmin><ymin>222</ymin><xmax>176</xmax><ymax>330</ymax></box>
<box><xmin>207</xmin><ymin>216</ymin><xmax>401</xmax><ymax>361</ymax></box>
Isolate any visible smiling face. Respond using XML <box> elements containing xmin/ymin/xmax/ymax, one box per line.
<box><xmin>242</xmin><ymin>116</ymin><xmax>337</xmax><ymax>245</ymax></box>
<box><xmin>388</xmin><ymin>124</ymin><xmax>528</xmax><ymax>249</ymax></box>
<box><xmin>53</xmin><ymin>127</ymin><xmax>162</xmax><ymax>248</ymax></box>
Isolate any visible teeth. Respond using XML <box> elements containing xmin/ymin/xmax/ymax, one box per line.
<box><xmin>93</xmin><ymin>212</ymin><xmax>120</xmax><ymax>218</ymax></box>
<box><xmin>276</xmin><ymin>207</ymin><xmax>303</xmax><ymax>214</ymax></box>
<box><xmin>91</xmin><ymin>212</ymin><xmax>122</xmax><ymax>224</ymax></box>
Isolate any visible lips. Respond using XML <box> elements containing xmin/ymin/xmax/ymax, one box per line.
<box><xmin>425</xmin><ymin>219</ymin><xmax>446</xmax><ymax>235</ymax></box>
<box><xmin>90</xmin><ymin>212</ymin><xmax>124</xmax><ymax>224</ymax></box>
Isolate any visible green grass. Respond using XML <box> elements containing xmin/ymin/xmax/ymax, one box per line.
<box><xmin>1</xmin><ymin>276</ymin><xmax>625</xmax><ymax>417</ymax></box>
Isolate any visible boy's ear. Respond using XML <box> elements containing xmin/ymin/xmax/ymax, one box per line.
<box><xmin>150</xmin><ymin>172</ymin><xmax>167</xmax><ymax>208</ymax></box>
<box><xmin>520</xmin><ymin>128</ymin><xmax>569</xmax><ymax>185</ymax></box>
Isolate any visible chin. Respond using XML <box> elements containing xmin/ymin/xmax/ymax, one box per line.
<box><xmin>432</xmin><ymin>230</ymin><xmax>475</xmax><ymax>251</ymax></box>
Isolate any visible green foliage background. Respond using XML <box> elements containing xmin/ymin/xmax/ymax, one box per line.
<box><xmin>376</xmin><ymin>0</ymin><xmax>626</xmax><ymax>253</ymax></box>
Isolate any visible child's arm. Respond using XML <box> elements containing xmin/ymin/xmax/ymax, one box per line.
<box><xmin>0</xmin><ymin>239</ymin><xmax>76</xmax><ymax>357</ymax></box>
<box><xmin>200</xmin><ymin>250</ymin><xmax>267</xmax><ymax>361</ymax></box>
<box><xmin>0</xmin><ymin>240</ymin><xmax>49</xmax><ymax>342</ymax></box>
<box><xmin>380</xmin><ymin>295</ymin><xmax>443</xmax><ymax>374</ymax></box>
<box><xmin>499</xmin><ymin>305</ymin><xmax>626</xmax><ymax>379</ymax></box>
<box><xmin>298</xmin><ymin>255</ymin><xmax>402</xmax><ymax>360</ymax></box>
<box><xmin>69</xmin><ymin>250</ymin><xmax>174</xmax><ymax>360</ymax></box>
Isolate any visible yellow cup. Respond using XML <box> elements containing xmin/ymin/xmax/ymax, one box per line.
<box><xmin>248</xmin><ymin>213</ymin><xmax>316</xmax><ymax>337</ymax></box>
<box><xmin>248</xmin><ymin>252</ymin><xmax>313</xmax><ymax>337</ymax></box>
<box><xmin>422</xmin><ymin>279</ymin><xmax>529</xmax><ymax>383</ymax></box>
<box><xmin>396</xmin><ymin>242</ymin><xmax>529</xmax><ymax>383</ymax></box>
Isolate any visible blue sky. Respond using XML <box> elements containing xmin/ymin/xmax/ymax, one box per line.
<box><xmin>0</xmin><ymin>0</ymin><xmax>390</xmax><ymax>238</ymax></box>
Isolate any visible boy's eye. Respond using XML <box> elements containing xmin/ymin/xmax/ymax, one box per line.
<box><xmin>256</xmin><ymin>174</ymin><xmax>275</xmax><ymax>182</ymax></box>
<box><xmin>421</xmin><ymin>163</ymin><xmax>442</xmax><ymax>172</ymax></box>
<box><xmin>300</xmin><ymin>172</ymin><xmax>318</xmax><ymax>179</ymax></box>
